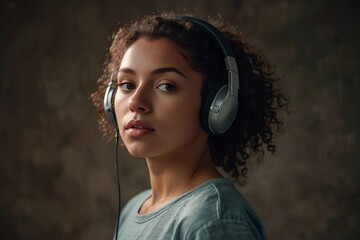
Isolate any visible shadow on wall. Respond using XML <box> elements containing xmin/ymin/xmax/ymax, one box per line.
<box><xmin>0</xmin><ymin>0</ymin><xmax>359</xmax><ymax>239</ymax></box>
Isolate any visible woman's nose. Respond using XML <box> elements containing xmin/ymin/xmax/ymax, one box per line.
<box><xmin>128</xmin><ymin>87</ymin><xmax>151</xmax><ymax>114</ymax></box>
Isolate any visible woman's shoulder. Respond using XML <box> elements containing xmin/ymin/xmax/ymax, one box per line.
<box><xmin>178</xmin><ymin>178</ymin><xmax>267</xmax><ymax>239</ymax></box>
<box><xmin>181</xmin><ymin>178</ymin><xmax>252</xmax><ymax>219</ymax></box>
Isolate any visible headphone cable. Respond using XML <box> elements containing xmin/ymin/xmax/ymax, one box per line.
<box><xmin>114</xmin><ymin>129</ymin><xmax>121</xmax><ymax>240</ymax></box>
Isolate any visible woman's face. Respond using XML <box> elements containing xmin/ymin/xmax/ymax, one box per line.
<box><xmin>114</xmin><ymin>38</ymin><xmax>208</xmax><ymax>159</ymax></box>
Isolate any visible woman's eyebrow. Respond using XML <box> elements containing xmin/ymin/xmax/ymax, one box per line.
<box><xmin>118</xmin><ymin>67</ymin><xmax>187</xmax><ymax>78</ymax></box>
<box><xmin>151</xmin><ymin>67</ymin><xmax>187</xmax><ymax>78</ymax></box>
<box><xmin>118</xmin><ymin>67</ymin><xmax>136</xmax><ymax>75</ymax></box>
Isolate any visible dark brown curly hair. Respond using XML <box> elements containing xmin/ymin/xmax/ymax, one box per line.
<box><xmin>91</xmin><ymin>12</ymin><xmax>288</xmax><ymax>185</ymax></box>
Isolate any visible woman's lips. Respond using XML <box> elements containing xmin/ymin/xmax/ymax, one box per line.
<box><xmin>125</xmin><ymin>120</ymin><xmax>155</xmax><ymax>137</ymax></box>
<box><xmin>126</xmin><ymin>127</ymin><xmax>154</xmax><ymax>137</ymax></box>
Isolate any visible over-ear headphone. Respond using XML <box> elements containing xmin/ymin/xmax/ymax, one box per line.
<box><xmin>104</xmin><ymin>73</ymin><xmax>118</xmax><ymax>128</ymax></box>
<box><xmin>103</xmin><ymin>16</ymin><xmax>239</xmax><ymax>134</ymax></box>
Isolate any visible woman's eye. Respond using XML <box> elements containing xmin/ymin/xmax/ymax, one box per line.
<box><xmin>119</xmin><ymin>82</ymin><xmax>135</xmax><ymax>91</ymax></box>
<box><xmin>157</xmin><ymin>83</ymin><xmax>177</xmax><ymax>92</ymax></box>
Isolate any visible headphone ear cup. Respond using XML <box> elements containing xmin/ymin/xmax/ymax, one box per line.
<box><xmin>103</xmin><ymin>82</ymin><xmax>118</xmax><ymax>128</ymax></box>
<box><xmin>200</xmin><ymin>82</ymin><xmax>225</xmax><ymax>133</ymax></box>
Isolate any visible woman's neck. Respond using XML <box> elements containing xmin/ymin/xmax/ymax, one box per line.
<box><xmin>140</xmin><ymin>146</ymin><xmax>222</xmax><ymax>214</ymax></box>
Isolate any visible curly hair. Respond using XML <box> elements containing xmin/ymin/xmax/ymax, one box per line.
<box><xmin>90</xmin><ymin>12</ymin><xmax>288</xmax><ymax>185</ymax></box>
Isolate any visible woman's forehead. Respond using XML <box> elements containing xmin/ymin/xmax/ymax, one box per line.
<box><xmin>120</xmin><ymin>38</ymin><xmax>191</xmax><ymax>73</ymax></box>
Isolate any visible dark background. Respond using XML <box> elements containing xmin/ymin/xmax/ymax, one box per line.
<box><xmin>1</xmin><ymin>0</ymin><xmax>359</xmax><ymax>239</ymax></box>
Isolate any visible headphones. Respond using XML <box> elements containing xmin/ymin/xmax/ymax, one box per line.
<box><xmin>103</xmin><ymin>16</ymin><xmax>239</xmax><ymax>134</ymax></box>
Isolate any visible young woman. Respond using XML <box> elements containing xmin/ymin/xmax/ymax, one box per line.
<box><xmin>91</xmin><ymin>12</ymin><xmax>287</xmax><ymax>240</ymax></box>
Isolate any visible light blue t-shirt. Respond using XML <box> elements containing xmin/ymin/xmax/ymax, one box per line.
<box><xmin>116</xmin><ymin>178</ymin><xmax>267</xmax><ymax>240</ymax></box>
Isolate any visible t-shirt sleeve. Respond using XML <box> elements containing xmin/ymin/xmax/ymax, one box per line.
<box><xmin>190</xmin><ymin>218</ymin><xmax>263</xmax><ymax>240</ymax></box>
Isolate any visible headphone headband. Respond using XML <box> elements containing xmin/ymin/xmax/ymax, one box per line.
<box><xmin>176</xmin><ymin>16</ymin><xmax>235</xmax><ymax>57</ymax></box>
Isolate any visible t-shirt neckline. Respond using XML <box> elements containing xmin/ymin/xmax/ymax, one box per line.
<box><xmin>135</xmin><ymin>178</ymin><xmax>232</xmax><ymax>223</ymax></box>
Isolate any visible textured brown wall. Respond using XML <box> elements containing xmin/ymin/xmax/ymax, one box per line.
<box><xmin>1</xmin><ymin>0</ymin><xmax>359</xmax><ymax>239</ymax></box>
